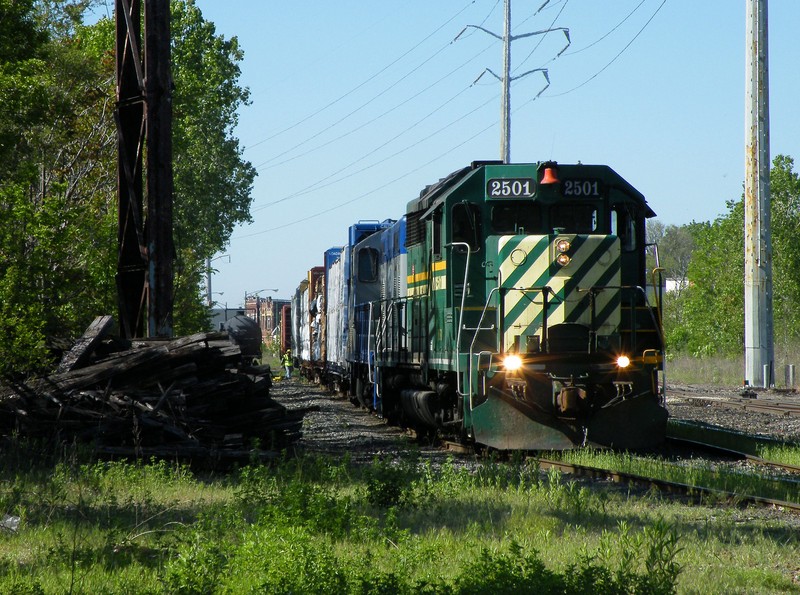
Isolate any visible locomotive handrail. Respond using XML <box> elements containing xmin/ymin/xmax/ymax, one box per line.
<box><xmin>600</xmin><ymin>284</ymin><xmax>666</xmax><ymax>353</ymax></box>
<box><xmin>367</xmin><ymin>302</ymin><xmax>375</xmax><ymax>385</ymax></box>
<box><xmin>448</xmin><ymin>241</ymin><xmax>472</xmax><ymax>398</ymax></box>
<box><xmin>466</xmin><ymin>285</ymin><xmax>558</xmax><ymax>410</ymax></box>
<box><xmin>467</xmin><ymin>286</ymin><xmax>503</xmax><ymax>409</ymax></box>
<box><xmin>462</xmin><ymin>324</ymin><xmax>496</xmax><ymax>331</ymax></box>
<box><xmin>462</xmin><ymin>283</ymin><xmax>666</xmax><ymax>409</ymax></box>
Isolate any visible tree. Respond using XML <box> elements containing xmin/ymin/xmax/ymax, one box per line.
<box><xmin>768</xmin><ymin>155</ymin><xmax>800</xmax><ymax>346</ymax></box>
<box><xmin>647</xmin><ymin>221</ymin><xmax>698</xmax><ymax>296</ymax></box>
<box><xmin>0</xmin><ymin>0</ymin><xmax>117</xmax><ymax>374</ymax></box>
<box><xmin>669</xmin><ymin>155</ymin><xmax>800</xmax><ymax>357</ymax></box>
<box><xmin>170</xmin><ymin>0</ymin><xmax>256</xmax><ymax>334</ymax></box>
<box><xmin>0</xmin><ymin>0</ymin><xmax>256</xmax><ymax>374</ymax></box>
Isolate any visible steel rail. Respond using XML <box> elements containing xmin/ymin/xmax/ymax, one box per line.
<box><xmin>666</xmin><ymin>436</ymin><xmax>800</xmax><ymax>475</ymax></box>
<box><xmin>532</xmin><ymin>457</ymin><xmax>800</xmax><ymax>513</ymax></box>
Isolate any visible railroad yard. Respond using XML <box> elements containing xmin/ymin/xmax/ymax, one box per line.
<box><xmin>276</xmin><ymin>377</ymin><xmax>800</xmax><ymax>519</ymax></box>
<box><xmin>666</xmin><ymin>383</ymin><xmax>800</xmax><ymax>442</ymax></box>
<box><xmin>281</xmin><ymin>378</ymin><xmax>800</xmax><ymax>457</ymax></box>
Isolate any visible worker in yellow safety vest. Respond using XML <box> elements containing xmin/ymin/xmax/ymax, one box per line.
<box><xmin>281</xmin><ymin>349</ymin><xmax>293</xmax><ymax>379</ymax></box>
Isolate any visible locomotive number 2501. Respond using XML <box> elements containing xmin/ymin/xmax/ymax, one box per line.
<box><xmin>563</xmin><ymin>179</ymin><xmax>602</xmax><ymax>197</ymax></box>
<box><xmin>486</xmin><ymin>178</ymin><xmax>535</xmax><ymax>198</ymax></box>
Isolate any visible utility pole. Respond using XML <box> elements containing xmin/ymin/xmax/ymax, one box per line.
<box><xmin>457</xmin><ymin>0</ymin><xmax>567</xmax><ymax>163</ymax></box>
<box><xmin>744</xmin><ymin>0</ymin><xmax>773</xmax><ymax>387</ymax></box>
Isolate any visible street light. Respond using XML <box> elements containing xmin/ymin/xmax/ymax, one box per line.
<box><xmin>210</xmin><ymin>291</ymin><xmax>224</xmax><ymax>306</ymax></box>
<box><xmin>244</xmin><ymin>288</ymin><xmax>278</xmax><ymax>327</ymax></box>
<box><xmin>206</xmin><ymin>254</ymin><xmax>230</xmax><ymax>306</ymax></box>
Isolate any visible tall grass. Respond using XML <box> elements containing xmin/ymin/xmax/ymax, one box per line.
<box><xmin>0</xmin><ymin>440</ymin><xmax>797</xmax><ymax>593</ymax></box>
<box><xmin>667</xmin><ymin>342</ymin><xmax>800</xmax><ymax>388</ymax></box>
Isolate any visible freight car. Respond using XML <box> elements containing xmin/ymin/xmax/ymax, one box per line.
<box><xmin>293</xmin><ymin>160</ymin><xmax>668</xmax><ymax>450</ymax></box>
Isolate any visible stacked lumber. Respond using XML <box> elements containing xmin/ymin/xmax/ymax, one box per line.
<box><xmin>0</xmin><ymin>320</ymin><xmax>313</xmax><ymax>463</ymax></box>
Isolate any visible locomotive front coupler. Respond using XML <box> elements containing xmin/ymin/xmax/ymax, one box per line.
<box><xmin>550</xmin><ymin>374</ymin><xmax>590</xmax><ymax>416</ymax></box>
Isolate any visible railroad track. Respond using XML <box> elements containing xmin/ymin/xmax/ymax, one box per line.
<box><xmin>301</xmin><ymin>385</ymin><xmax>800</xmax><ymax>513</ymax></box>
<box><xmin>668</xmin><ymin>386</ymin><xmax>800</xmax><ymax>417</ymax></box>
<box><xmin>526</xmin><ymin>419</ymin><xmax>800</xmax><ymax>514</ymax></box>
<box><xmin>531</xmin><ymin>456</ymin><xmax>800</xmax><ymax>514</ymax></box>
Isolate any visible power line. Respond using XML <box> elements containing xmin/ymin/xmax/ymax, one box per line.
<box><xmin>235</xmin><ymin>107</ymin><xmax>502</xmax><ymax>239</ymax></box>
<box><xmin>252</xmin><ymin>40</ymin><xmax>454</xmax><ymax>170</ymax></box>
<box><xmin>254</xmin><ymin>28</ymin><xmax>501</xmax><ymax>173</ymax></box>
<box><xmin>236</xmin><ymin>1</ymin><xmax>670</xmax><ymax>237</ymax></box>
<box><xmin>251</xmin><ymin>84</ymin><xmax>495</xmax><ymax>212</ymax></box>
<box><xmin>244</xmin><ymin>1</ymin><xmax>477</xmax><ymax>152</ymax></box>
<box><xmin>563</xmin><ymin>0</ymin><xmax>647</xmax><ymax>56</ymax></box>
<box><xmin>546</xmin><ymin>0</ymin><xmax>668</xmax><ymax>97</ymax></box>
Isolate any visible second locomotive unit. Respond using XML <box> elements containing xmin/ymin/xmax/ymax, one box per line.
<box><xmin>292</xmin><ymin>160</ymin><xmax>668</xmax><ymax>450</ymax></box>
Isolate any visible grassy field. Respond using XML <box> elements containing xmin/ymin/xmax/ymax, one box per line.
<box><xmin>667</xmin><ymin>347</ymin><xmax>800</xmax><ymax>388</ymax></box>
<box><xmin>1</xmin><ymin>439</ymin><xmax>799</xmax><ymax>594</ymax></box>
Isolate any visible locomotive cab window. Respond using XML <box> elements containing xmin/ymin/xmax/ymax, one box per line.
<box><xmin>451</xmin><ymin>202</ymin><xmax>482</xmax><ymax>251</ymax></box>
<box><xmin>357</xmin><ymin>247</ymin><xmax>379</xmax><ymax>282</ymax></box>
<box><xmin>491</xmin><ymin>203</ymin><xmax>540</xmax><ymax>235</ymax></box>
<box><xmin>550</xmin><ymin>204</ymin><xmax>597</xmax><ymax>234</ymax></box>
<box><xmin>611</xmin><ymin>205</ymin><xmax>637</xmax><ymax>252</ymax></box>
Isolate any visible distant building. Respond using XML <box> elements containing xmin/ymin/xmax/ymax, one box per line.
<box><xmin>243</xmin><ymin>296</ymin><xmax>290</xmax><ymax>347</ymax></box>
<box><xmin>664</xmin><ymin>278</ymin><xmax>689</xmax><ymax>293</ymax></box>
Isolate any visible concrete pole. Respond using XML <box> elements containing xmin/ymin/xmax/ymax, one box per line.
<box><xmin>744</xmin><ymin>0</ymin><xmax>773</xmax><ymax>387</ymax></box>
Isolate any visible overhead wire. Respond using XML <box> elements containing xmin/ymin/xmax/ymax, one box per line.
<box><xmin>546</xmin><ymin>0</ymin><xmax>668</xmax><ymax>97</ymax></box>
<box><xmin>254</xmin><ymin>23</ymin><xmax>504</xmax><ymax>173</ymax></box>
<box><xmin>251</xmin><ymin>84</ymin><xmax>496</xmax><ymax>212</ymax></box>
<box><xmin>563</xmin><ymin>0</ymin><xmax>647</xmax><ymax>56</ymax></box>
<box><xmin>253</xmin><ymin>39</ymin><xmax>454</xmax><ymax>170</ymax></box>
<box><xmin>235</xmin><ymin>103</ymin><xmax>503</xmax><ymax>238</ymax></box>
<box><xmin>244</xmin><ymin>0</ymin><xmax>477</xmax><ymax>152</ymax></box>
<box><xmin>247</xmin><ymin>16</ymin><xmax>508</xmax><ymax>212</ymax></box>
<box><xmin>237</xmin><ymin>0</ymin><xmax>670</xmax><ymax>237</ymax></box>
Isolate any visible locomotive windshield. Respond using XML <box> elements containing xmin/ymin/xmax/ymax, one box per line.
<box><xmin>550</xmin><ymin>204</ymin><xmax>597</xmax><ymax>233</ymax></box>
<box><xmin>490</xmin><ymin>203</ymin><xmax>540</xmax><ymax>235</ymax></box>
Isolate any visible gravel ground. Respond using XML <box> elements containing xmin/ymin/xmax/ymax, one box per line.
<box><xmin>666</xmin><ymin>383</ymin><xmax>800</xmax><ymax>442</ymax></box>
<box><xmin>272</xmin><ymin>378</ymin><xmax>449</xmax><ymax>464</ymax></box>
<box><xmin>273</xmin><ymin>378</ymin><xmax>800</xmax><ymax>458</ymax></box>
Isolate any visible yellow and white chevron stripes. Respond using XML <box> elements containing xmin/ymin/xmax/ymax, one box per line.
<box><xmin>497</xmin><ymin>234</ymin><xmax>621</xmax><ymax>349</ymax></box>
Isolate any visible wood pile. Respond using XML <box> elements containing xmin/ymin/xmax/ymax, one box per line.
<box><xmin>0</xmin><ymin>319</ymin><xmax>314</xmax><ymax>463</ymax></box>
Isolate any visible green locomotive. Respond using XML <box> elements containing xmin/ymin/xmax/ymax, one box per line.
<box><xmin>371</xmin><ymin>160</ymin><xmax>668</xmax><ymax>450</ymax></box>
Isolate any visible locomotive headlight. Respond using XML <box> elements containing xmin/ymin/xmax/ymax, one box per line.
<box><xmin>556</xmin><ymin>253</ymin><xmax>571</xmax><ymax>266</ymax></box>
<box><xmin>555</xmin><ymin>238</ymin><xmax>571</xmax><ymax>253</ymax></box>
<box><xmin>616</xmin><ymin>355</ymin><xmax>631</xmax><ymax>369</ymax></box>
<box><xmin>504</xmin><ymin>354</ymin><xmax>523</xmax><ymax>371</ymax></box>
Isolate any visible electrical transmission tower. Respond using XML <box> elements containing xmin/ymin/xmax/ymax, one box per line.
<box><xmin>457</xmin><ymin>0</ymin><xmax>569</xmax><ymax>162</ymax></box>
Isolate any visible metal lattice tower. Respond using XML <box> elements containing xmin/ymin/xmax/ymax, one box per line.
<box><xmin>115</xmin><ymin>0</ymin><xmax>174</xmax><ymax>339</ymax></box>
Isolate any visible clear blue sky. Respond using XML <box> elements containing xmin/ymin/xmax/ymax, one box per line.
<box><xmin>97</xmin><ymin>1</ymin><xmax>800</xmax><ymax>307</ymax></box>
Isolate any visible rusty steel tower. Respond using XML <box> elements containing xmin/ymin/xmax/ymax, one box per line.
<box><xmin>115</xmin><ymin>0</ymin><xmax>174</xmax><ymax>339</ymax></box>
